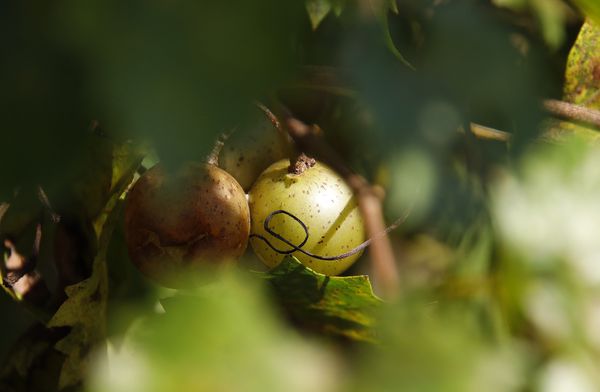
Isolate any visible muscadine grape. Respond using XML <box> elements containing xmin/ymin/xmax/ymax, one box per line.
<box><xmin>219</xmin><ymin>106</ymin><xmax>291</xmax><ymax>191</ymax></box>
<box><xmin>249</xmin><ymin>157</ymin><xmax>365</xmax><ymax>275</ymax></box>
<box><xmin>124</xmin><ymin>162</ymin><xmax>250</xmax><ymax>287</ymax></box>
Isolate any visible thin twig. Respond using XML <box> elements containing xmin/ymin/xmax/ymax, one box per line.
<box><xmin>543</xmin><ymin>99</ymin><xmax>600</xmax><ymax>129</ymax></box>
<box><xmin>469</xmin><ymin>123</ymin><xmax>511</xmax><ymax>142</ymax></box>
<box><xmin>206</xmin><ymin>132</ymin><xmax>230</xmax><ymax>166</ymax></box>
<box><xmin>277</xmin><ymin>107</ymin><xmax>400</xmax><ymax>299</ymax></box>
<box><xmin>37</xmin><ymin>186</ymin><xmax>60</xmax><ymax>223</ymax></box>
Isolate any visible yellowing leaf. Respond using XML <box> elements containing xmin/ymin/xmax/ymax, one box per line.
<box><xmin>564</xmin><ymin>19</ymin><xmax>600</xmax><ymax>109</ymax></box>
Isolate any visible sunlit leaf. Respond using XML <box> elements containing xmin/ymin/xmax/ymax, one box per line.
<box><xmin>260</xmin><ymin>255</ymin><xmax>382</xmax><ymax>342</ymax></box>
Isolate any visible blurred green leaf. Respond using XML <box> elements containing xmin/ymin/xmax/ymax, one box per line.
<box><xmin>66</xmin><ymin>130</ymin><xmax>113</xmax><ymax>220</ymax></box>
<box><xmin>493</xmin><ymin>0</ymin><xmax>569</xmax><ymax>49</ymax></box>
<box><xmin>305</xmin><ymin>0</ymin><xmax>399</xmax><ymax>29</ymax></box>
<box><xmin>54</xmin><ymin>0</ymin><xmax>304</xmax><ymax>168</ymax></box>
<box><xmin>573</xmin><ymin>1</ymin><xmax>600</xmax><ymax>24</ymax></box>
<box><xmin>89</xmin><ymin>272</ymin><xmax>341</xmax><ymax>392</ymax></box>
<box><xmin>351</xmin><ymin>299</ymin><xmax>528</xmax><ymax>392</ymax></box>
<box><xmin>260</xmin><ymin>255</ymin><xmax>381</xmax><ymax>342</ymax></box>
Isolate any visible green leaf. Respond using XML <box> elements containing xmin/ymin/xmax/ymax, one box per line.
<box><xmin>260</xmin><ymin>256</ymin><xmax>382</xmax><ymax>342</ymax></box>
<box><xmin>90</xmin><ymin>273</ymin><xmax>341</xmax><ymax>392</ymax></box>
<box><xmin>306</xmin><ymin>0</ymin><xmax>333</xmax><ymax>30</ymax></box>
<box><xmin>56</xmin><ymin>0</ymin><xmax>304</xmax><ymax>169</ymax></box>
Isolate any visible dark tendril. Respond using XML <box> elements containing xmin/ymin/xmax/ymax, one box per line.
<box><xmin>249</xmin><ymin>209</ymin><xmax>408</xmax><ymax>261</ymax></box>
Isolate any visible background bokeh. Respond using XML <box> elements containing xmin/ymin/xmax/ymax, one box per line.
<box><xmin>1</xmin><ymin>1</ymin><xmax>600</xmax><ymax>391</ymax></box>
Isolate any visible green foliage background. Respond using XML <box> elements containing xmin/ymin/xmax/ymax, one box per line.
<box><xmin>1</xmin><ymin>1</ymin><xmax>600</xmax><ymax>391</ymax></box>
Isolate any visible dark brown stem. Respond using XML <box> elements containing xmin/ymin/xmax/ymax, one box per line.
<box><xmin>278</xmin><ymin>108</ymin><xmax>400</xmax><ymax>299</ymax></box>
<box><xmin>543</xmin><ymin>99</ymin><xmax>600</xmax><ymax>129</ymax></box>
<box><xmin>288</xmin><ymin>153</ymin><xmax>316</xmax><ymax>175</ymax></box>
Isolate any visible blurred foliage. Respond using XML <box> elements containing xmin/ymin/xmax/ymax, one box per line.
<box><xmin>351</xmin><ymin>298</ymin><xmax>528</xmax><ymax>392</ymax></box>
<box><xmin>1</xmin><ymin>1</ymin><xmax>600</xmax><ymax>392</ymax></box>
<box><xmin>573</xmin><ymin>0</ymin><xmax>600</xmax><ymax>24</ymax></box>
<box><xmin>491</xmin><ymin>138</ymin><xmax>600</xmax><ymax>389</ymax></box>
<box><xmin>89</xmin><ymin>273</ymin><xmax>342</xmax><ymax>392</ymax></box>
<box><xmin>492</xmin><ymin>0</ymin><xmax>574</xmax><ymax>49</ymax></box>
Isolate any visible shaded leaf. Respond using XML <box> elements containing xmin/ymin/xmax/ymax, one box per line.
<box><xmin>90</xmin><ymin>273</ymin><xmax>341</xmax><ymax>392</ymax></box>
<box><xmin>55</xmin><ymin>0</ymin><xmax>304</xmax><ymax>168</ymax></box>
<box><xmin>493</xmin><ymin>0</ymin><xmax>568</xmax><ymax>49</ymax></box>
<box><xmin>65</xmin><ymin>129</ymin><xmax>113</xmax><ymax>220</ymax></box>
<box><xmin>260</xmin><ymin>256</ymin><xmax>381</xmax><ymax>342</ymax></box>
<box><xmin>46</xmin><ymin>148</ymin><xmax>141</xmax><ymax>389</ymax></box>
<box><xmin>0</xmin><ymin>325</ymin><xmax>67</xmax><ymax>392</ymax></box>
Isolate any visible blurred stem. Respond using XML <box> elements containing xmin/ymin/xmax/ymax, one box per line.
<box><xmin>543</xmin><ymin>99</ymin><xmax>600</xmax><ymax>129</ymax></box>
<box><xmin>206</xmin><ymin>133</ymin><xmax>230</xmax><ymax>166</ymax></box>
<box><xmin>37</xmin><ymin>186</ymin><xmax>60</xmax><ymax>224</ymax></box>
<box><xmin>469</xmin><ymin>123</ymin><xmax>511</xmax><ymax>142</ymax></box>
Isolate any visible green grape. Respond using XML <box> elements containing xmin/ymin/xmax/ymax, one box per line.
<box><xmin>249</xmin><ymin>158</ymin><xmax>365</xmax><ymax>275</ymax></box>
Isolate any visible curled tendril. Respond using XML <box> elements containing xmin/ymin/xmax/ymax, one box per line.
<box><xmin>249</xmin><ymin>209</ymin><xmax>408</xmax><ymax>261</ymax></box>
